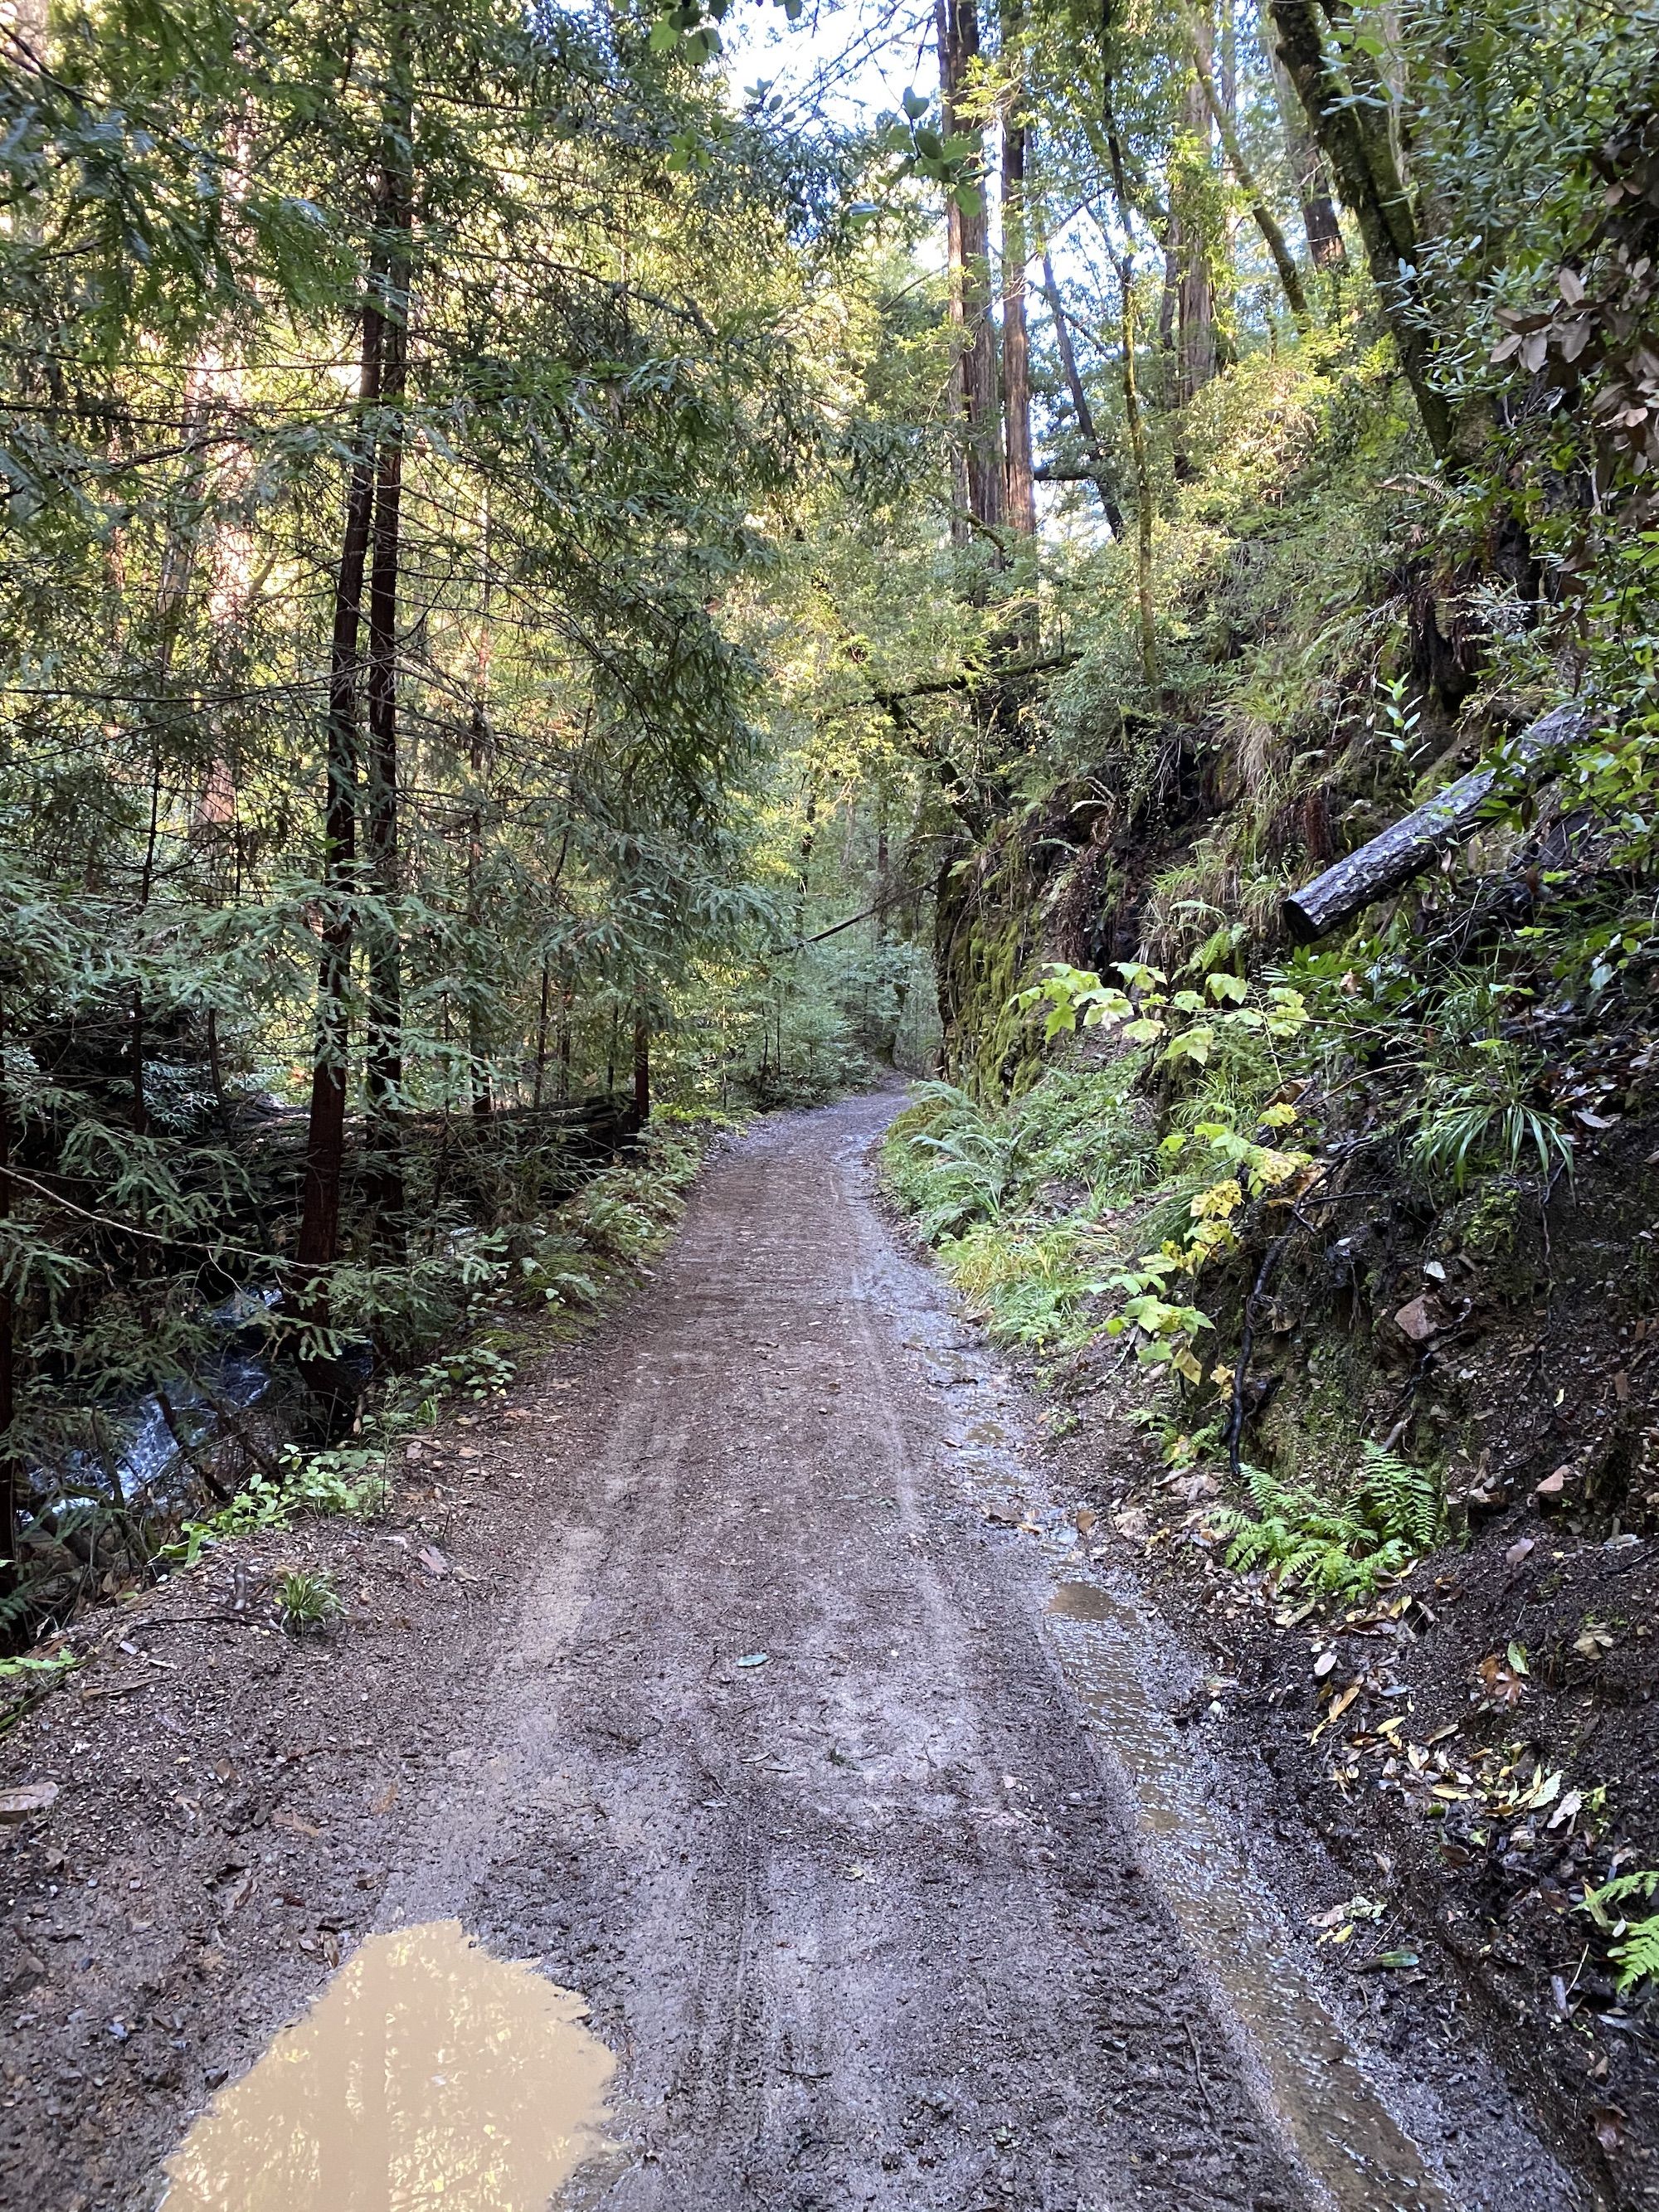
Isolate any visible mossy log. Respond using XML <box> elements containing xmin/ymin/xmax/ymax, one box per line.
<box><xmin>1282</xmin><ymin>702</ymin><xmax>1593</xmax><ymax>942</ymax></box>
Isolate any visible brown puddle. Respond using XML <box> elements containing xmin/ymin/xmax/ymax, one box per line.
<box><xmin>162</xmin><ymin>1919</ymin><xmax>615</xmax><ymax>2212</ymax></box>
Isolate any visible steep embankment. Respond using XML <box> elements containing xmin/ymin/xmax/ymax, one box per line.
<box><xmin>898</xmin><ymin>897</ymin><xmax>1659</xmax><ymax>2204</ymax></box>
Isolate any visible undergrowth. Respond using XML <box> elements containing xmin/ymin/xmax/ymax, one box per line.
<box><xmin>1213</xmin><ymin>1446</ymin><xmax>1446</xmax><ymax>1598</ymax></box>
<box><xmin>158</xmin><ymin>1117</ymin><xmax>721</xmax><ymax>1573</ymax></box>
<box><xmin>886</xmin><ymin>1066</ymin><xmax>1155</xmax><ymax>1351</ymax></box>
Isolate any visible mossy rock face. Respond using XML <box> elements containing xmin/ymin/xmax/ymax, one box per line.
<box><xmin>935</xmin><ymin>833</ymin><xmax>1051</xmax><ymax>1098</ymax></box>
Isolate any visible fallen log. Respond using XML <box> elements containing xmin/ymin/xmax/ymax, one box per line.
<box><xmin>1282</xmin><ymin>702</ymin><xmax>1594</xmax><ymax>943</ymax></box>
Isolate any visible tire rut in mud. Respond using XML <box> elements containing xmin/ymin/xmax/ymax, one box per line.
<box><xmin>0</xmin><ymin>1095</ymin><xmax>1579</xmax><ymax>2210</ymax></box>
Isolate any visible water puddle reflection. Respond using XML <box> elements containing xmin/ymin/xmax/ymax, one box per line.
<box><xmin>1044</xmin><ymin>1580</ymin><xmax>1451</xmax><ymax>2210</ymax></box>
<box><xmin>162</xmin><ymin>1920</ymin><xmax>615</xmax><ymax>2211</ymax></box>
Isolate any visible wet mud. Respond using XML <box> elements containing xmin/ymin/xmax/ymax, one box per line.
<box><xmin>0</xmin><ymin>1096</ymin><xmax>1584</xmax><ymax>2210</ymax></box>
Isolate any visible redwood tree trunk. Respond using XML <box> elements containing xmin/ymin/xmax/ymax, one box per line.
<box><xmin>936</xmin><ymin>0</ymin><xmax>1004</xmax><ymax>537</ymax></box>
<box><xmin>1000</xmin><ymin>16</ymin><xmax>1036</xmax><ymax>538</ymax></box>
<box><xmin>0</xmin><ymin>998</ymin><xmax>15</xmax><ymax>1568</ymax></box>
<box><xmin>363</xmin><ymin>36</ymin><xmax>413</xmax><ymax>1259</ymax></box>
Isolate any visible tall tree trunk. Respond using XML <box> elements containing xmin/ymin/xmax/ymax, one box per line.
<box><xmin>1101</xmin><ymin>14</ymin><xmax>1160</xmax><ymax>687</ymax></box>
<box><xmin>1000</xmin><ymin>7</ymin><xmax>1036</xmax><ymax>539</ymax></box>
<box><xmin>0</xmin><ymin>997</ymin><xmax>15</xmax><ymax>1572</ymax></box>
<box><xmin>294</xmin><ymin>285</ymin><xmax>384</xmax><ymax>1278</ymax></box>
<box><xmin>1040</xmin><ymin>254</ymin><xmax>1126</xmax><ymax>534</ymax></box>
<box><xmin>1182</xmin><ymin>5</ymin><xmax>1310</xmax><ymax>325</ymax></box>
<box><xmin>1118</xmin><ymin>253</ymin><xmax>1159</xmax><ymax>687</ymax></box>
<box><xmin>1175</xmin><ymin>12</ymin><xmax>1218</xmax><ymax>405</ymax></box>
<box><xmin>937</xmin><ymin>0</ymin><xmax>1005</xmax><ymax>537</ymax></box>
<box><xmin>941</xmin><ymin>182</ymin><xmax>973</xmax><ymax>540</ymax></box>
<box><xmin>1267</xmin><ymin>35</ymin><xmax>1345</xmax><ymax>274</ymax></box>
<box><xmin>797</xmin><ymin>777</ymin><xmax>819</xmax><ymax>934</ymax></box>
<box><xmin>1267</xmin><ymin>0</ymin><xmax>1458</xmax><ymax>459</ymax></box>
<box><xmin>632</xmin><ymin>1014</ymin><xmax>650</xmax><ymax>1128</ymax></box>
<box><xmin>466</xmin><ymin>704</ymin><xmax>493</xmax><ymax>1123</ymax></box>
<box><xmin>532</xmin><ymin>957</ymin><xmax>552</xmax><ymax>1110</ymax></box>
<box><xmin>363</xmin><ymin>30</ymin><xmax>413</xmax><ymax>1260</ymax></box>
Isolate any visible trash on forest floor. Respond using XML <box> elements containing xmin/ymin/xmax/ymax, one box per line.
<box><xmin>736</xmin><ymin>1651</ymin><xmax>770</xmax><ymax>1668</ymax></box>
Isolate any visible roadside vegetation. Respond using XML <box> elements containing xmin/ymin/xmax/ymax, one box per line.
<box><xmin>9</xmin><ymin>0</ymin><xmax>1659</xmax><ymax>2179</ymax></box>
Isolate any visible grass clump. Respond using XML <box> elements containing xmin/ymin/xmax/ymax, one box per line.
<box><xmin>272</xmin><ymin>1567</ymin><xmax>343</xmax><ymax>1634</ymax></box>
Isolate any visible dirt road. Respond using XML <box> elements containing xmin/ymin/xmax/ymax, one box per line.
<box><xmin>1</xmin><ymin>1097</ymin><xmax>1581</xmax><ymax>2210</ymax></box>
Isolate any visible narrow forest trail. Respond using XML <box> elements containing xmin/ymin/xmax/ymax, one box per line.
<box><xmin>2</xmin><ymin>1097</ymin><xmax>1583</xmax><ymax>2211</ymax></box>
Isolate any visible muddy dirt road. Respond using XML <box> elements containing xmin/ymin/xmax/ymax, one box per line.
<box><xmin>2</xmin><ymin>1097</ymin><xmax>1584</xmax><ymax>2209</ymax></box>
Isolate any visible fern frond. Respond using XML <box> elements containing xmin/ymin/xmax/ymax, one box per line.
<box><xmin>1609</xmin><ymin>1918</ymin><xmax>1659</xmax><ymax>1994</ymax></box>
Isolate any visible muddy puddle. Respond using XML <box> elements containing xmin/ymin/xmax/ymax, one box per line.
<box><xmin>161</xmin><ymin>1919</ymin><xmax>615</xmax><ymax>2211</ymax></box>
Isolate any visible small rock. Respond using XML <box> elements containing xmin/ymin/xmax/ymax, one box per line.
<box><xmin>1394</xmin><ymin>1296</ymin><xmax>1444</xmax><ymax>1343</ymax></box>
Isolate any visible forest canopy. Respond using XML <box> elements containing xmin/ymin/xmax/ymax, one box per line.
<box><xmin>3</xmin><ymin>0</ymin><xmax>1659</xmax><ymax>1636</ymax></box>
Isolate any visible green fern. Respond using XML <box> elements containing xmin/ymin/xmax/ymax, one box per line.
<box><xmin>1582</xmin><ymin>1871</ymin><xmax>1659</xmax><ymax>1993</ymax></box>
<box><xmin>1215</xmin><ymin>1449</ymin><xmax>1440</xmax><ymax>1600</ymax></box>
<box><xmin>1355</xmin><ymin>1441</ymin><xmax>1444</xmax><ymax>1551</ymax></box>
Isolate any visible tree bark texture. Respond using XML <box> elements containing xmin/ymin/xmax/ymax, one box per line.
<box><xmin>1282</xmin><ymin>703</ymin><xmax>1592</xmax><ymax>941</ymax></box>
<box><xmin>363</xmin><ymin>67</ymin><xmax>413</xmax><ymax>1256</ymax></box>
<box><xmin>294</xmin><ymin>280</ymin><xmax>383</xmax><ymax>1276</ymax></box>
<box><xmin>937</xmin><ymin>0</ymin><xmax>1004</xmax><ymax>535</ymax></box>
<box><xmin>0</xmin><ymin>998</ymin><xmax>15</xmax><ymax>1566</ymax></box>
<box><xmin>1267</xmin><ymin>0</ymin><xmax>1456</xmax><ymax>458</ymax></box>
<box><xmin>1000</xmin><ymin>14</ymin><xmax>1036</xmax><ymax>537</ymax></box>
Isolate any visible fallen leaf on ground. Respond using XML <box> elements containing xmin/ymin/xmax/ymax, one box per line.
<box><xmin>985</xmin><ymin>1501</ymin><xmax>1024</xmax><ymax>1526</ymax></box>
<box><xmin>416</xmin><ymin>1545</ymin><xmax>450</xmax><ymax>1578</ymax></box>
<box><xmin>1394</xmin><ymin>1296</ymin><xmax>1443</xmax><ymax>1343</ymax></box>
<box><xmin>271</xmin><ymin>1808</ymin><xmax>324</xmax><ymax>1839</ymax></box>
<box><xmin>1547</xmin><ymin>1789</ymin><xmax>1584</xmax><ymax>1830</ymax></box>
<box><xmin>1505</xmin><ymin>1536</ymin><xmax>1535</xmax><ymax>1570</ymax></box>
<box><xmin>1594</xmin><ymin>2107</ymin><xmax>1628</xmax><ymax>2156</ymax></box>
<box><xmin>0</xmin><ymin>1782</ymin><xmax>58</xmax><ymax>1824</ymax></box>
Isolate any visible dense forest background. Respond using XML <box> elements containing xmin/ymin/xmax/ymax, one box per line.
<box><xmin>3</xmin><ymin>0</ymin><xmax>1658</xmax><ymax>1658</ymax></box>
